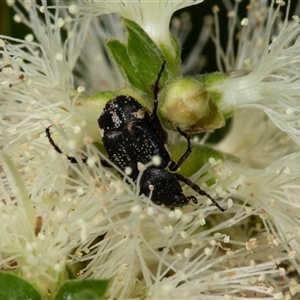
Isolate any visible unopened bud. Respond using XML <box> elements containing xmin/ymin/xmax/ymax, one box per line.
<box><xmin>159</xmin><ymin>78</ymin><xmax>209</xmax><ymax>128</ymax></box>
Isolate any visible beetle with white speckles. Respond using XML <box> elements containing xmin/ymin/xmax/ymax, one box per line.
<box><xmin>98</xmin><ymin>62</ymin><xmax>226</xmax><ymax>211</ymax></box>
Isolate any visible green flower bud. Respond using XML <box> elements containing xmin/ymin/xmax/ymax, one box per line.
<box><xmin>159</xmin><ymin>77</ymin><xmax>209</xmax><ymax>128</ymax></box>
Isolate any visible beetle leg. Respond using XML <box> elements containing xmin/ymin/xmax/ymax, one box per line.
<box><xmin>45</xmin><ymin>126</ymin><xmax>81</xmax><ymax>163</ymax></box>
<box><xmin>153</xmin><ymin>60</ymin><xmax>167</xmax><ymax>116</ymax></box>
<box><xmin>175</xmin><ymin>173</ymin><xmax>226</xmax><ymax>212</ymax></box>
<box><xmin>99</xmin><ymin>159</ymin><xmax>112</xmax><ymax>168</ymax></box>
<box><xmin>169</xmin><ymin>126</ymin><xmax>193</xmax><ymax>172</ymax></box>
<box><xmin>186</xmin><ymin>196</ymin><xmax>198</xmax><ymax>205</ymax></box>
<box><xmin>45</xmin><ymin>126</ymin><xmax>111</xmax><ymax>167</ymax></box>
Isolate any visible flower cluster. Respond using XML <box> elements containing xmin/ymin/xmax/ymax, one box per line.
<box><xmin>1</xmin><ymin>0</ymin><xmax>300</xmax><ymax>299</ymax></box>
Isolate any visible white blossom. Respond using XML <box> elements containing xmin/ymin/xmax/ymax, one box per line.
<box><xmin>211</xmin><ymin>1</ymin><xmax>300</xmax><ymax>147</ymax></box>
<box><xmin>76</xmin><ymin>0</ymin><xmax>204</xmax><ymax>57</ymax></box>
<box><xmin>216</xmin><ymin>110</ymin><xmax>298</xmax><ymax>169</ymax></box>
<box><xmin>1</xmin><ymin>0</ymin><xmax>300</xmax><ymax>299</ymax></box>
<box><xmin>213</xmin><ymin>153</ymin><xmax>300</xmax><ymax>261</ymax></box>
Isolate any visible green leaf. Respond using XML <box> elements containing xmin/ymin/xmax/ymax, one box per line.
<box><xmin>0</xmin><ymin>272</ymin><xmax>41</xmax><ymax>300</ymax></box>
<box><xmin>54</xmin><ymin>279</ymin><xmax>110</xmax><ymax>300</ymax></box>
<box><xmin>123</xmin><ymin>18</ymin><xmax>171</xmax><ymax>87</ymax></box>
<box><xmin>159</xmin><ymin>33</ymin><xmax>181</xmax><ymax>77</ymax></box>
<box><xmin>106</xmin><ymin>39</ymin><xmax>149</xmax><ymax>93</ymax></box>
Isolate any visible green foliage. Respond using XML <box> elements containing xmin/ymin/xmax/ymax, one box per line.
<box><xmin>106</xmin><ymin>39</ymin><xmax>150</xmax><ymax>93</ymax></box>
<box><xmin>0</xmin><ymin>272</ymin><xmax>41</xmax><ymax>300</ymax></box>
<box><xmin>123</xmin><ymin>18</ymin><xmax>171</xmax><ymax>85</ymax></box>
<box><xmin>0</xmin><ymin>272</ymin><xmax>110</xmax><ymax>300</ymax></box>
<box><xmin>54</xmin><ymin>279</ymin><xmax>110</xmax><ymax>300</ymax></box>
<box><xmin>106</xmin><ymin>18</ymin><xmax>175</xmax><ymax>103</ymax></box>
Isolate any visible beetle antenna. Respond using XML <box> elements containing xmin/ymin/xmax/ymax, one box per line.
<box><xmin>175</xmin><ymin>173</ymin><xmax>226</xmax><ymax>212</ymax></box>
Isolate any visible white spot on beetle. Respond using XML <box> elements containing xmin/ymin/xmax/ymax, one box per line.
<box><xmin>133</xmin><ymin>109</ymin><xmax>145</xmax><ymax>119</ymax></box>
<box><xmin>111</xmin><ymin>112</ymin><xmax>121</xmax><ymax>126</ymax></box>
<box><xmin>99</xmin><ymin>128</ymin><xmax>105</xmax><ymax>137</ymax></box>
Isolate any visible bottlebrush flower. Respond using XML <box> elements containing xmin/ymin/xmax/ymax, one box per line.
<box><xmin>76</xmin><ymin>0</ymin><xmax>204</xmax><ymax>59</ymax></box>
<box><xmin>0</xmin><ymin>0</ymin><xmax>300</xmax><ymax>299</ymax></box>
<box><xmin>210</xmin><ymin>1</ymin><xmax>300</xmax><ymax>147</ymax></box>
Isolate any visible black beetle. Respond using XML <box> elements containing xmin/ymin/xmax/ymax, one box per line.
<box><xmin>46</xmin><ymin>63</ymin><xmax>225</xmax><ymax>211</ymax></box>
<box><xmin>97</xmin><ymin>63</ymin><xmax>225</xmax><ymax>211</ymax></box>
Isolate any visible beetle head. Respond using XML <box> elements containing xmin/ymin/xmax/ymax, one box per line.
<box><xmin>139</xmin><ymin>167</ymin><xmax>194</xmax><ymax>209</ymax></box>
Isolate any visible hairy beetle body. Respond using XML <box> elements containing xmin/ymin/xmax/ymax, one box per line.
<box><xmin>98</xmin><ymin>96</ymin><xmax>169</xmax><ymax>181</ymax></box>
<box><xmin>98</xmin><ymin>95</ymin><xmax>190</xmax><ymax>208</ymax></box>
<box><xmin>97</xmin><ymin>92</ymin><xmax>225</xmax><ymax>211</ymax></box>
